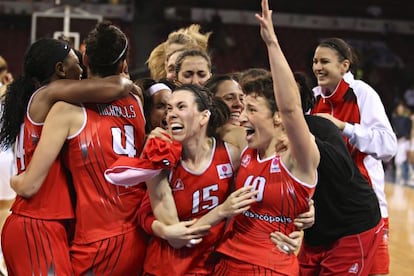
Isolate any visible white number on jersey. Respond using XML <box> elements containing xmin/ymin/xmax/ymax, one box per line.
<box><xmin>192</xmin><ymin>184</ymin><xmax>219</xmax><ymax>214</ymax></box>
<box><xmin>244</xmin><ymin>175</ymin><xmax>266</xmax><ymax>202</ymax></box>
<box><xmin>111</xmin><ymin>125</ymin><xmax>137</xmax><ymax>157</ymax></box>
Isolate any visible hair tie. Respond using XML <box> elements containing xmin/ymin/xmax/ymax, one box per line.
<box><xmin>323</xmin><ymin>41</ymin><xmax>348</xmax><ymax>60</ymax></box>
<box><xmin>148</xmin><ymin>83</ymin><xmax>172</xmax><ymax>96</ymax></box>
<box><xmin>90</xmin><ymin>38</ymin><xmax>128</xmax><ymax>66</ymax></box>
<box><xmin>42</xmin><ymin>41</ymin><xmax>71</xmax><ymax>81</ymax></box>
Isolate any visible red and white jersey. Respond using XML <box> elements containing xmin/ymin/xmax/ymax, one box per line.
<box><xmin>217</xmin><ymin>148</ymin><xmax>315</xmax><ymax>274</ymax></box>
<box><xmin>312</xmin><ymin>72</ymin><xmax>397</xmax><ymax>218</ymax></box>
<box><xmin>12</xmin><ymin>88</ymin><xmax>74</xmax><ymax>219</ymax></box>
<box><xmin>64</xmin><ymin>93</ymin><xmax>146</xmax><ymax>244</ymax></box>
<box><xmin>144</xmin><ymin>138</ymin><xmax>234</xmax><ymax>275</ymax></box>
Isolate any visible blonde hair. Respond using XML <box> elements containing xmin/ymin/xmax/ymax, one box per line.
<box><xmin>0</xmin><ymin>56</ymin><xmax>7</xmax><ymax>72</ymax></box>
<box><xmin>147</xmin><ymin>24</ymin><xmax>211</xmax><ymax>81</ymax></box>
<box><xmin>0</xmin><ymin>56</ymin><xmax>8</xmax><ymax>95</ymax></box>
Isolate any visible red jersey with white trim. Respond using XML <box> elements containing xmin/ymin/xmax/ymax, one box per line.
<box><xmin>144</xmin><ymin>138</ymin><xmax>234</xmax><ymax>275</ymax></box>
<box><xmin>11</xmin><ymin>89</ymin><xmax>74</xmax><ymax>219</ymax></box>
<box><xmin>217</xmin><ymin>148</ymin><xmax>315</xmax><ymax>274</ymax></box>
<box><xmin>64</xmin><ymin>93</ymin><xmax>146</xmax><ymax>244</ymax></box>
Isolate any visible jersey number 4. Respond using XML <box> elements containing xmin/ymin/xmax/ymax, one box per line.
<box><xmin>111</xmin><ymin>125</ymin><xmax>137</xmax><ymax>157</ymax></box>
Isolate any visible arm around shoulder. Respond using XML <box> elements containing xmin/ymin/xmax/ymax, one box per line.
<box><xmin>43</xmin><ymin>75</ymin><xmax>136</xmax><ymax>105</ymax></box>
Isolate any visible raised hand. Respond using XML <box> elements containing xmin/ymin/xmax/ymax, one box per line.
<box><xmin>255</xmin><ymin>0</ymin><xmax>278</xmax><ymax>46</ymax></box>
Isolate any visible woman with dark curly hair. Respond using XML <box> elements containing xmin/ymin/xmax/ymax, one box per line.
<box><xmin>0</xmin><ymin>35</ymin><xmax>135</xmax><ymax>275</ymax></box>
<box><xmin>9</xmin><ymin>22</ymin><xmax>147</xmax><ymax>275</ymax></box>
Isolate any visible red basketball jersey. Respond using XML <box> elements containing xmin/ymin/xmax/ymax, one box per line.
<box><xmin>144</xmin><ymin>139</ymin><xmax>234</xmax><ymax>275</ymax></box>
<box><xmin>64</xmin><ymin>93</ymin><xmax>147</xmax><ymax>244</ymax></box>
<box><xmin>12</xmin><ymin>89</ymin><xmax>74</xmax><ymax>219</ymax></box>
<box><xmin>217</xmin><ymin>148</ymin><xmax>315</xmax><ymax>274</ymax></box>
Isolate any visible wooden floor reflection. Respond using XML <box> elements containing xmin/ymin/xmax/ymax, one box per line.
<box><xmin>386</xmin><ymin>182</ymin><xmax>414</xmax><ymax>275</ymax></box>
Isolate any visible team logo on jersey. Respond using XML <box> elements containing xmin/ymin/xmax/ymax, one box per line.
<box><xmin>217</xmin><ymin>163</ymin><xmax>233</xmax><ymax>179</ymax></box>
<box><xmin>31</xmin><ymin>134</ymin><xmax>39</xmax><ymax>144</ymax></box>
<box><xmin>241</xmin><ymin>154</ymin><xmax>251</xmax><ymax>168</ymax></box>
<box><xmin>348</xmin><ymin>263</ymin><xmax>359</xmax><ymax>274</ymax></box>
<box><xmin>270</xmin><ymin>157</ymin><xmax>280</xmax><ymax>173</ymax></box>
<box><xmin>173</xmin><ymin>179</ymin><xmax>184</xmax><ymax>191</ymax></box>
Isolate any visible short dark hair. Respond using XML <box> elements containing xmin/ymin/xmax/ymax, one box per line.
<box><xmin>242</xmin><ymin>76</ymin><xmax>278</xmax><ymax>115</ymax></box>
<box><xmin>204</xmin><ymin>74</ymin><xmax>239</xmax><ymax>96</ymax></box>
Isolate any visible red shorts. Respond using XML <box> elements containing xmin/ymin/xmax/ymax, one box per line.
<box><xmin>369</xmin><ymin>217</ymin><xmax>389</xmax><ymax>274</ymax></box>
<box><xmin>298</xmin><ymin>220</ymin><xmax>384</xmax><ymax>276</ymax></box>
<box><xmin>1</xmin><ymin>214</ymin><xmax>72</xmax><ymax>276</ymax></box>
<box><xmin>70</xmin><ymin>227</ymin><xmax>147</xmax><ymax>275</ymax></box>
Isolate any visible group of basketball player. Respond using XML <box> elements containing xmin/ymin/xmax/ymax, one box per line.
<box><xmin>0</xmin><ymin>0</ymin><xmax>396</xmax><ymax>275</ymax></box>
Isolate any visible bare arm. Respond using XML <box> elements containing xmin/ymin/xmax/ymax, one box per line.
<box><xmin>255</xmin><ymin>0</ymin><xmax>319</xmax><ymax>182</ymax></box>
<box><xmin>46</xmin><ymin>75</ymin><xmax>137</xmax><ymax>103</ymax></box>
<box><xmin>30</xmin><ymin>75</ymin><xmax>139</xmax><ymax>123</ymax></box>
<box><xmin>146</xmin><ymin>171</ymin><xmax>180</xmax><ymax>225</ymax></box>
<box><xmin>11</xmin><ymin>101</ymin><xmax>82</xmax><ymax>197</ymax></box>
<box><xmin>143</xmin><ymin>127</ymin><xmax>180</xmax><ymax>225</ymax></box>
<box><xmin>151</xmin><ymin>219</ymin><xmax>211</xmax><ymax>249</ymax></box>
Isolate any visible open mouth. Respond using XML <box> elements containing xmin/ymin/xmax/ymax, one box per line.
<box><xmin>245</xmin><ymin>126</ymin><xmax>255</xmax><ymax>139</ymax></box>
<box><xmin>161</xmin><ymin>119</ymin><xmax>168</xmax><ymax>129</ymax></box>
<box><xmin>230</xmin><ymin>112</ymin><xmax>240</xmax><ymax>120</ymax></box>
<box><xmin>170</xmin><ymin>123</ymin><xmax>184</xmax><ymax>134</ymax></box>
<box><xmin>316</xmin><ymin>72</ymin><xmax>327</xmax><ymax>80</ymax></box>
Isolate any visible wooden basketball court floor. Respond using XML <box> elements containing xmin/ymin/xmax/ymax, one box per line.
<box><xmin>385</xmin><ymin>182</ymin><xmax>414</xmax><ymax>275</ymax></box>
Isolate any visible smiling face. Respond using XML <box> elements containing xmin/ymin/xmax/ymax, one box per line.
<box><xmin>239</xmin><ymin>93</ymin><xmax>276</xmax><ymax>152</ymax></box>
<box><xmin>312</xmin><ymin>46</ymin><xmax>349</xmax><ymax>93</ymax></box>
<box><xmin>176</xmin><ymin>56</ymin><xmax>211</xmax><ymax>86</ymax></box>
<box><xmin>215</xmin><ymin>79</ymin><xmax>244</xmax><ymax>126</ymax></box>
<box><xmin>149</xmin><ymin>89</ymin><xmax>172</xmax><ymax>129</ymax></box>
<box><xmin>166</xmin><ymin>89</ymin><xmax>206</xmax><ymax>142</ymax></box>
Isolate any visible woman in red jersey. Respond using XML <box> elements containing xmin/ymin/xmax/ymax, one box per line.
<box><xmin>213</xmin><ymin>1</ymin><xmax>319</xmax><ymax>275</ymax></box>
<box><xmin>7</xmin><ymin>22</ymin><xmax>146</xmax><ymax>275</ymax></box>
<box><xmin>139</xmin><ymin>84</ymin><xmax>252</xmax><ymax>275</ymax></box>
<box><xmin>0</xmin><ymin>37</ymin><xmax>136</xmax><ymax>276</ymax></box>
